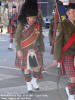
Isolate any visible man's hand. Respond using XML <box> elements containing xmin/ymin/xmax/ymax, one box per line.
<box><xmin>17</xmin><ymin>50</ymin><xmax>23</xmax><ymax>57</ymax></box>
<box><xmin>44</xmin><ymin>60</ymin><xmax>58</xmax><ymax>70</ymax></box>
<box><xmin>53</xmin><ymin>60</ymin><xmax>58</xmax><ymax>66</ymax></box>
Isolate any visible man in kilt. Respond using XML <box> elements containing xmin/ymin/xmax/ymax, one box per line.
<box><xmin>53</xmin><ymin>3</ymin><xmax>75</xmax><ymax>100</ymax></box>
<box><xmin>15</xmin><ymin>0</ymin><xmax>44</xmax><ymax>93</ymax></box>
<box><xmin>8</xmin><ymin>5</ymin><xmax>17</xmax><ymax>50</ymax></box>
<box><xmin>49</xmin><ymin>14</ymin><xmax>54</xmax><ymax>46</ymax></box>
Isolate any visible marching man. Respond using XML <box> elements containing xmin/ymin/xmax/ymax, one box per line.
<box><xmin>53</xmin><ymin>3</ymin><xmax>75</xmax><ymax>100</ymax></box>
<box><xmin>15</xmin><ymin>0</ymin><xmax>44</xmax><ymax>93</ymax></box>
<box><xmin>8</xmin><ymin>5</ymin><xmax>17</xmax><ymax>50</ymax></box>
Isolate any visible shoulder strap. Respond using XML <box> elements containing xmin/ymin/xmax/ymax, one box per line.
<box><xmin>21</xmin><ymin>23</ymin><xmax>40</xmax><ymax>48</ymax></box>
<box><xmin>62</xmin><ymin>32</ymin><xmax>75</xmax><ymax>52</ymax></box>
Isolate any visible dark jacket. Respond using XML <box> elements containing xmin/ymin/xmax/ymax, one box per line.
<box><xmin>54</xmin><ymin>19</ymin><xmax>75</xmax><ymax>60</ymax></box>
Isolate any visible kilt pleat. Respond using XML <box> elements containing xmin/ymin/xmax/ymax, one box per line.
<box><xmin>61</xmin><ymin>56</ymin><xmax>75</xmax><ymax>77</ymax></box>
<box><xmin>15</xmin><ymin>47</ymin><xmax>43</xmax><ymax>69</ymax></box>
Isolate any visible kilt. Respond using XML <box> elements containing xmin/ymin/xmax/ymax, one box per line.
<box><xmin>8</xmin><ymin>25</ymin><xmax>16</xmax><ymax>34</ymax></box>
<box><xmin>10</xmin><ymin>33</ymin><xmax>15</xmax><ymax>38</ymax></box>
<box><xmin>60</xmin><ymin>56</ymin><xmax>75</xmax><ymax>77</ymax></box>
<box><xmin>15</xmin><ymin>46</ymin><xmax>43</xmax><ymax>70</ymax></box>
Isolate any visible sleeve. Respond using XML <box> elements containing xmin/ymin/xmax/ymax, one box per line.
<box><xmin>38</xmin><ymin>32</ymin><xmax>45</xmax><ymax>52</ymax></box>
<box><xmin>54</xmin><ymin>22</ymin><xmax>64</xmax><ymax>61</ymax></box>
<box><xmin>49</xmin><ymin>18</ymin><xmax>54</xmax><ymax>42</ymax></box>
<box><xmin>15</xmin><ymin>21</ymin><xmax>24</xmax><ymax>51</ymax></box>
<box><xmin>37</xmin><ymin>19</ymin><xmax>45</xmax><ymax>52</ymax></box>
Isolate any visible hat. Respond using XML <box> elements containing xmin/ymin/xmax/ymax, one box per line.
<box><xmin>65</xmin><ymin>3</ymin><xmax>75</xmax><ymax>11</ymax></box>
<box><xmin>18</xmin><ymin>0</ymin><xmax>38</xmax><ymax>24</ymax></box>
<box><xmin>24</xmin><ymin>0</ymin><xmax>38</xmax><ymax>17</ymax></box>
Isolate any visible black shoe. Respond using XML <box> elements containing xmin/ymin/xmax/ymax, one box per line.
<box><xmin>28</xmin><ymin>91</ymin><xmax>34</xmax><ymax>94</ymax></box>
<box><xmin>8</xmin><ymin>48</ymin><xmax>13</xmax><ymax>51</ymax></box>
<box><xmin>34</xmin><ymin>88</ymin><xmax>40</xmax><ymax>90</ymax></box>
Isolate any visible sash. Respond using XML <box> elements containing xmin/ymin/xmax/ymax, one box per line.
<box><xmin>21</xmin><ymin>23</ymin><xmax>40</xmax><ymax>48</ymax></box>
<box><xmin>11</xmin><ymin>14</ymin><xmax>18</xmax><ymax>25</ymax></box>
<box><xmin>62</xmin><ymin>32</ymin><xmax>75</xmax><ymax>52</ymax></box>
<box><xmin>11</xmin><ymin>7</ymin><xmax>21</xmax><ymax>25</ymax></box>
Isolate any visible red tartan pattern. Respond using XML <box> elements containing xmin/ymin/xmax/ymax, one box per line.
<box><xmin>10</xmin><ymin>33</ymin><xmax>15</xmax><ymax>38</ymax></box>
<box><xmin>22</xmin><ymin>25</ymin><xmax>33</xmax><ymax>37</ymax></box>
<box><xmin>15</xmin><ymin>22</ymin><xmax>43</xmax><ymax>69</ymax></box>
<box><xmin>61</xmin><ymin>56</ymin><xmax>75</xmax><ymax>77</ymax></box>
<box><xmin>67</xmin><ymin>83</ymin><xmax>75</xmax><ymax>95</ymax></box>
<box><xmin>15</xmin><ymin>46</ymin><xmax>43</xmax><ymax>69</ymax></box>
<box><xmin>8</xmin><ymin>25</ymin><xmax>16</xmax><ymax>33</ymax></box>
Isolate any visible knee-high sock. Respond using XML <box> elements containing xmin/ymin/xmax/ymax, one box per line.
<box><xmin>24</xmin><ymin>73</ymin><xmax>31</xmax><ymax>82</ymax></box>
<box><xmin>67</xmin><ymin>83</ymin><xmax>75</xmax><ymax>95</ymax></box>
<box><xmin>33</xmin><ymin>71</ymin><xmax>42</xmax><ymax>79</ymax></box>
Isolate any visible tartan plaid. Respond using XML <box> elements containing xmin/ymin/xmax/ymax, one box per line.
<box><xmin>10</xmin><ymin>33</ymin><xmax>15</xmax><ymax>38</ymax></box>
<box><xmin>15</xmin><ymin>22</ymin><xmax>43</xmax><ymax>70</ymax></box>
<box><xmin>60</xmin><ymin>56</ymin><xmax>75</xmax><ymax>77</ymax></box>
<box><xmin>15</xmin><ymin>46</ymin><xmax>43</xmax><ymax>69</ymax></box>
<box><xmin>22</xmin><ymin>24</ymin><xmax>34</xmax><ymax>38</ymax></box>
<box><xmin>67</xmin><ymin>83</ymin><xmax>75</xmax><ymax>95</ymax></box>
<box><xmin>24</xmin><ymin>74</ymin><xmax>31</xmax><ymax>82</ymax></box>
<box><xmin>33</xmin><ymin>71</ymin><xmax>41</xmax><ymax>79</ymax></box>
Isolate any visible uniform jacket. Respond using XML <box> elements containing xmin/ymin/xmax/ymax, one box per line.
<box><xmin>54</xmin><ymin>19</ymin><xmax>75</xmax><ymax>61</ymax></box>
<box><xmin>15</xmin><ymin>21</ymin><xmax>45</xmax><ymax>52</ymax></box>
<box><xmin>49</xmin><ymin>17</ymin><xmax>54</xmax><ymax>42</ymax></box>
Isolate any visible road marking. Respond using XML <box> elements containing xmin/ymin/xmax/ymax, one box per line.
<box><xmin>42</xmin><ymin>70</ymin><xmax>57</xmax><ymax>76</ymax></box>
<box><xmin>0</xmin><ymin>66</ymin><xmax>20</xmax><ymax>71</ymax></box>
<box><xmin>0</xmin><ymin>74</ymin><xmax>19</xmax><ymax>81</ymax></box>
<box><xmin>0</xmin><ymin>81</ymin><xmax>58</xmax><ymax>94</ymax></box>
<box><xmin>0</xmin><ymin>39</ymin><xmax>7</xmax><ymax>42</ymax></box>
<box><xmin>0</xmin><ymin>37</ymin><xmax>8</xmax><ymax>42</ymax></box>
<box><xmin>0</xmin><ymin>66</ymin><xmax>57</xmax><ymax>76</ymax></box>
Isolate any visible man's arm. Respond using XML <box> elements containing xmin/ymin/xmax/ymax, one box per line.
<box><xmin>54</xmin><ymin>22</ymin><xmax>64</xmax><ymax>61</ymax></box>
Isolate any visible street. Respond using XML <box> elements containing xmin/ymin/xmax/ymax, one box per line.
<box><xmin>0</xmin><ymin>28</ymin><xmax>68</xmax><ymax>100</ymax></box>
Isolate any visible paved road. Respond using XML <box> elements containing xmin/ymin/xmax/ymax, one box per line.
<box><xmin>0</xmin><ymin>29</ymin><xmax>68</xmax><ymax>100</ymax></box>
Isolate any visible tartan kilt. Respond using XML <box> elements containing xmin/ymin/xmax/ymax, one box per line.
<box><xmin>15</xmin><ymin>46</ymin><xmax>43</xmax><ymax>70</ymax></box>
<box><xmin>8</xmin><ymin>25</ymin><xmax>16</xmax><ymax>35</ymax></box>
<box><xmin>60</xmin><ymin>56</ymin><xmax>75</xmax><ymax>77</ymax></box>
<box><xmin>10</xmin><ymin>33</ymin><xmax>15</xmax><ymax>38</ymax></box>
